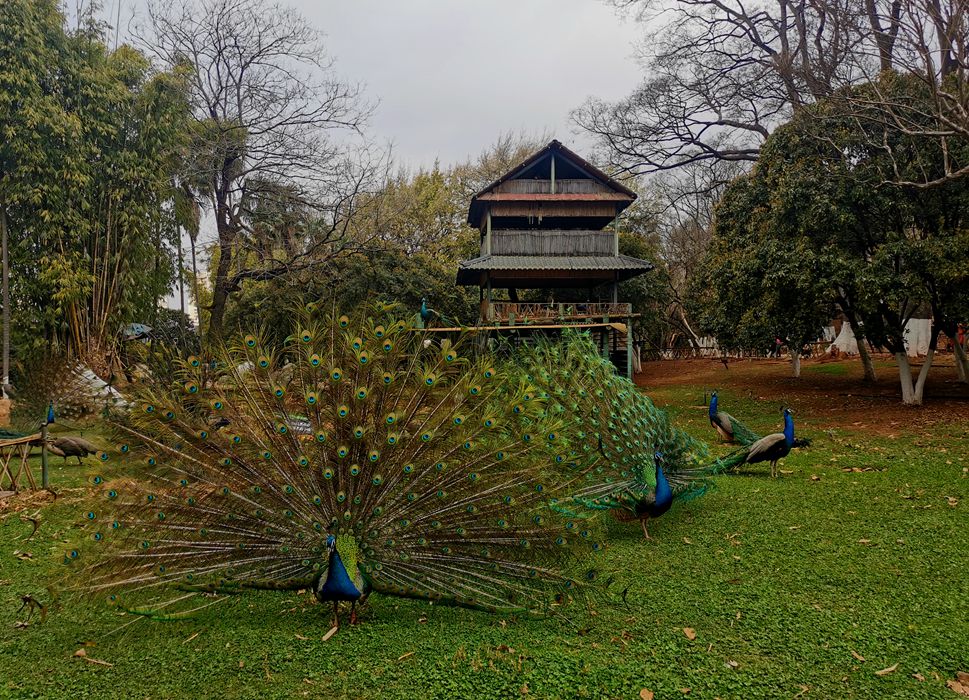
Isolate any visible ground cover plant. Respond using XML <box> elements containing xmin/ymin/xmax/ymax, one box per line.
<box><xmin>0</xmin><ymin>357</ymin><xmax>966</xmax><ymax>699</ymax></box>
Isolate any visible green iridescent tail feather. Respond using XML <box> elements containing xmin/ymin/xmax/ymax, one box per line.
<box><xmin>512</xmin><ymin>332</ymin><xmax>711</xmax><ymax>514</ymax></box>
<box><xmin>58</xmin><ymin>302</ymin><xmax>608</xmax><ymax>621</ymax></box>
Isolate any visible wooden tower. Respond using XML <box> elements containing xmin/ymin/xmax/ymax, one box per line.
<box><xmin>456</xmin><ymin>140</ymin><xmax>652</xmax><ymax>376</ymax></box>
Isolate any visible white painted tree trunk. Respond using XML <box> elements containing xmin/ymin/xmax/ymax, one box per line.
<box><xmin>896</xmin><ymin>350</ymin><xmax>934</xmax><ymax>405</ymax></box>
<box><xmin>955</xmin><ymin>341</ymin><xmax>969</xmax><ymax>384</ymax></box>
<box><xmin>790</xmin><ymin>351</ymin><xmax>801</xmax><ymax>378</ymax></box>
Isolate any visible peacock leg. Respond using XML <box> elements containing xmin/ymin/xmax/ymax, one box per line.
<box><xmin>332</xmin><ymin>601</ymin><xmax>340</xmax><ymax>629</ymax></box>
<box><xmin>640</xmin><ymin>517</ymin><xmax>652</xmax><ymax>540</ymax></box>
<box><xmin>771</xmin><ymin>460</ymin><xmax>777</xmax><ymax>478</ymax></box>
<box><xmin>349</xmin><ymin>601</ymin><xmax>358</xmax><ymax>625</ymax></box>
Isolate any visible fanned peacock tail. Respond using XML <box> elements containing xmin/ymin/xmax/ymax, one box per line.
<box><xmin>512</xmin><ymin>332</ymin><xmax>713</xmax><ymax>514</ymax></box>
<box><xmin>60</xmin><ymin>302</ymin><xmax>606</xmax><ymax>621</ymax></box>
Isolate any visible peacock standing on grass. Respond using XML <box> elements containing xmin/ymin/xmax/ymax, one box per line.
<box><xmin>59</xmin><ymin>303</ymin><xmax>607</xmax><ymax>630</ymax></box>
<box><xmin>708</xmin><ymin>391</ymin><xmax>761</xmax><ymax>446</ymax></box>
<box><xmin>742</xmin><ymin>407</ymin><xmax>797</xmax><ymax>478</ymax></box>
<box><xmin>514</xmin><ymin>333</ymin><xmax>723</xmax><ymax>538</ymax></box>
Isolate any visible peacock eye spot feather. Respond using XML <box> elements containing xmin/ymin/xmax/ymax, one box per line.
<box><xmin>350</xmin><ymin>465</ymin><xmax>360</xmax><ymax>476</ymax></box>
<box><xmin>338</xmin><ymin>315</ymin><xmax>349</xmax><ymax>328</ymax></box>
<box><xmin>86</xmin><ymin>511</ymin><xmax>96</xmax><ymax>520</ymax></box>
<box><xmin>309</xmin><ymin>354</ymin><xmax>322</xmax><ymax>367</ymax></box>
<box><xmin>92</xmin><ymin>475</ymin><xmax>103</xmax><ymax>485</ymax></box>
<box><xmin>403</xmin><ymin>464</ymin><xmax>413</xmax><ymax>474</ymax></box>
<box><xmin>107</xmin><ymin>490</ymin><xmax>117</xmax><ymax>499</ymax></box>
<box><xmin>323</xmin><ymin>469</ymin><xmax>334</xmax><ymax>479</ymax></box>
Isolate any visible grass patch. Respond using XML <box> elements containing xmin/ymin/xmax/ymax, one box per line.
<box><xmin>804</xmin><ymin>363</ymin><xmax>850</xmax><ymax>376</ymax></box>
<box><xmin>1</xmin><ymin>382</ymin><xmax>967</xmax><ymax>699</ymax></box>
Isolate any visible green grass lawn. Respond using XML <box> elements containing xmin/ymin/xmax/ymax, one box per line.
<box><xmin>1</xmin><ymin>381</ymin><xmax>967</xmax><ymax>699</ymax></box>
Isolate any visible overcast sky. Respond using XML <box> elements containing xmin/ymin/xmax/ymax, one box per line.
<box><xmin>311</xmin><ymin>1</ymin><xmax>643</xmax><ymax>168</ymax></box>
<box><xmin>100</xmin><ymin>0</ymin><xmax>646</xmax><ymax>311</ymax></box>
<box><xmin>109</xmin><ymin>0</ymin><xmax>644</xmax><ymax>169</ymax></box>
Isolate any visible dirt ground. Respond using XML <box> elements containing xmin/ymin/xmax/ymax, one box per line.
<box><xmin>635</xmin><ymin>353</ymin><xmax>969</xmax><ymax>435</ymax></box>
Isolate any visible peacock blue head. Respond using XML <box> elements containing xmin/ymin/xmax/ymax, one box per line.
<box><xmin>709</xmin><ymin>391</ymin><xmax>718</xmax><ymax>416</ymax></box>
<box><xmin>326</xmin><ymin>534</ymin><xmax>336</xmax><ymax>552</ymax></box>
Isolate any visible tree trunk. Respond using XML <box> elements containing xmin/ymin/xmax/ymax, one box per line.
<box><xmin>189</xmin><ymin>234</ymin><xmax>203</xmax><ymax>344</ymax></box>
<box><xmin>896</xmin><ymin>352</ymin><xmax>916</xmax><ymax>404</ymax></box>
<box><xmin>208</xmin><ymin>206</ymin><xmax>235</xmax><ymax>343</ymax></box>
<box><xmin>857</xmin><ymin>336</ymin><xmax>877</xmax><ymax>383</ymax></box>
<box><xmin>955</xmin><ymin>339</ymin><xmax>969</xmax><ymax>383</ymax></box>
<box><xmin>896</xmin><ymin>350</ymin><xmax>934</xmax><ymax>405</ymax></box>
<box><xmin>790</xmin><ymin>350</ymin><xmax>801</xmax><ymax>378</ymax></box>
<box><xmin>177</xmin><ymin>226</ymin><xmax>186</xmax><ymax>347</ymax></box>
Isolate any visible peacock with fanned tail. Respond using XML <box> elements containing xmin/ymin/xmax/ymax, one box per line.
<box><xmin>60</xmin><ymin>303</ymin><xmax>607</xmax><ymax>630</ymax></box>
<box><xmin>514</xmin><ymin>333</ymin><xmax>729</xmax><ymax>538</ymax></box>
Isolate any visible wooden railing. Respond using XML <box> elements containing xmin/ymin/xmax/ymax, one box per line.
<box><xmin>494</xmin><ymin>179</ymin><xmax>609</xmax><ymax>195</ymax></box>
<box><xmin>486</xmin><ymin>302</ymin><xmax>633</xmax><ymax>324</ymax></box>
<box><xmin>487</xmin><ymin>230</ymin><xmax>614</xmax><ymax>256</ymax></box>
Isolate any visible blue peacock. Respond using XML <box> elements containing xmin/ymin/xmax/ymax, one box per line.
<box><xmin>514</xmin><ymin>333</ymin><xmax>726</xmax><ymax>538</ymax></box>
<box><xmin>708</xmin><ymin>391</ymin><xmax>761</xmax><ymax>446</ymax></box>
<box><xmin>60</xmin><ymin>303</ymin><xmax>607</xmax><ymax>629</ymax></box>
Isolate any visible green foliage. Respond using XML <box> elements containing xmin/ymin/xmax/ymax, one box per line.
<box><xmin>1</xmin><ymin>375</ymin><xmax>967</xmax><ymax>698</ymax></box>
<box><xmin>691</xmin><ymin>72</ymin><xmax>969</xmax><ymax>375</ymax></box>
<box><xmin>0</xmin><ymin>3</ymin><xmax>189</xmax><ymax>367</ymax></box>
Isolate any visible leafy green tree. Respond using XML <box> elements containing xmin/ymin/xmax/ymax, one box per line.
<box><xmin>690</xmin><ymin>173</ymin><xmax>834</xmax><ymax>377</ymax></box>
<box><xmin>695</xmin><ymin>73</ymin><xmax>969</xmax><ymax>401</ymax></box>
<box><xmin>0</xmin><ymin>1</ymin><xmax>189</xmax><ymax>380</ymax></box>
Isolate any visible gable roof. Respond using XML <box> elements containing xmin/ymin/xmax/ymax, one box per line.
<box><xmin>467</xmin><ymin>140</ymin><xmax>637</xmax><ymax>226</ymax></box>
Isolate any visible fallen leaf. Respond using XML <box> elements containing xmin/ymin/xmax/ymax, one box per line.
<box><xmin>851</xmin><ymin>650</ymin><xmax>866</xmax><ymax>662</ymax></box>
<box><xmin>72</xmin><ymin>648</ymin><xmax>112</xmax><ymax>667</ymax></box>
<box><xmin>183</xmin><ymin>631</ymin><xmax>201</xmax><ymax>645</ymax></box>
<box><xmin>321</xmin><ymin>626</ymin><xmax>338</xmax><ymax>642</ymax></box>
<box><xmin>294</xmin><ymin>634</ymin><xmax>309</xmax><ymax>641</ymax></box>
<box><xmin>793</xmin><ymin>685</ymin><xmax>810</xmax><ymax>698</ymax></box>
<box><xmin>683</xmin><ymin>537</ymin><xmax>693</xmax><ymax>545</ymax></box>
<box><xmin>948</xmin><ymin>672</ymin><xmax>969</xmax><ymax>697</ymax></box>
<box><xmin>810</xmin><ymin>474</ymin><xmax>821</xmax><ymax>481</ymax></box>
<box><xmin>683</xmin><ymin>627</ymin><xmax>697</xmax><ymax>641</ymax></box>
<box><xmin>238</xmin><ymin>661</ymin><xmax>245</xmax><ymax>669</ymax></box>
<box><xmin>726</xmin><ymin>660</ymin><xmax>739</xmax><ymax>669</ymax></box>
<box><xmin>875</xmin><ymin>663</ymin><xmax>899</xmax><ymax>676</ymax></box>
<box><xmin>680</xmin><ymin>688</ymin><xmax>691</xmax><ymax>694</ymax></box>
<box><xmin>639</xmin><ymin>690</ymin><xmax>654</xmax><ymax>700</ymax></box>
<box><xmin>912</xmin><ymin>673</ymin><xmax>925</xmax><ymax>681</ymax></box>
<box><xmin>397</xmin><ymin>651</ymin><xmax>415</xmax><ymax>661</ymax></box>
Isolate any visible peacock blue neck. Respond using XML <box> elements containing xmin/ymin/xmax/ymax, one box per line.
<box><xmin>318</xmin><ymin>544</ymin><xmax>362</xmax><ymax>602</ymax></box>
<box><xmin>709</xmin><ymin>393</ymin><xmax>718</xmax><ymax>419</ymax></box>
<box><xmin>783</xmin><ymin>411</ymin><xmax>795</xmax><ymax>446</ymax></box>
<box><xmin>656</xmin><ymin>465</ymin><xmax>673</xmax><ymax>508</ymax></box>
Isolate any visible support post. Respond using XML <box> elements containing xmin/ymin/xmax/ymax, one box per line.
<box><xmin>41</xmin><ymin>422</ymin><xmax>49</xmax><ymax>489</ymax></box>
<box><xmin>1</xmin><ymin>201</ymin><xmax>9</xmax><ymax>398</ymax></box>
<box><xmin>485</xmin><ymin>212</ymin><xmax>492</xmax><ymax>256</ymax></box>
<box><xmin>626</xmin><ymin>320</ymin><xmax>633</xmax><ymax>378</ymax></box>
<box><xmin>550</xmin><ymin>155</ymin><xmax>556</xmax><ymax>194</ymax></box>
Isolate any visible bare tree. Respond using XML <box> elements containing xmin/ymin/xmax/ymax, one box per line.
<box><xmin>576</xmin><ymin>0</ymin><xmax>904</xmax><ymax>178</ymax></box>
<box><xmin>138</xmin><ymin>0</ymin><xmax>376</xmax><ymax>339</ymax></box>
<box><xmin>837</xmin><ymin>0</ymin><xmax>969</xmax><ymax>186</ymax></box>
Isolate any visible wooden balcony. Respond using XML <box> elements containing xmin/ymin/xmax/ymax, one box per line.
<box><xmin>494</xmin><ymin>178</ymin><xmax>610</xmax><ymax>195</ymax></box>
<box><xmin>486</xmin><ymin>229</ymin><xmax>615</xmax><ymax>256</ymax></box>
<box><xmin>484</xmin><ymin>301</ymin><xmax>634</xmax><ymax>325</ymax></box>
